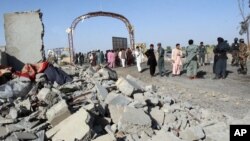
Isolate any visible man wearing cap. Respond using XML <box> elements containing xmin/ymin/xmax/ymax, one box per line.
<box><xmin>157</xmin><ymin>43</ymin><xmax>165</xmax><ymax>76</ymax></box>
<box><xmin>238</xmin><ymin>39</ymin><xmax>248</xmax><ymax>74</ymax></box>
<box><xmin>231</xmin><ymin>38</ymin><xmax>240</xmax><ymax>66</ymax></box>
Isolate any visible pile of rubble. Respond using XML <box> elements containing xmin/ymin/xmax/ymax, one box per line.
<box><xmin>0</xmin><ymin>64</ymin><xmax>241</xmax><ymax>141</ymax></box>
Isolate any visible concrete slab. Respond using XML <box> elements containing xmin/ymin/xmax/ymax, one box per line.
<box><xmin>14</xmin><ymin>132</ymin><xmax>37</xmax><ymax>140</ymax></box>
<box><xmin>179</xmin><ymin>126</ymin><xmax>205</xmax><ymax>141</ymax></box>
<box><xmin>150</xmin><ymin>107</ymin><xmax>165</xmax><ymax>127</ymax></box>
<box><xmin>0</xmin><ymin>127</ymin><xmax>8</xmax><ymax>140</ymax></box>
<box><xmin>92</xmin><ymin>134</ymin><xmax>115</xmax><ymax>141</ymax></box>
<box><xmin>118</xmin><ymin>107</ymin><xmax>151</xmax><ymax>134</ymax></box>
<box><xmin>4</xmin><ymin>11</ymin><xmax>44</xmax><ymax>70</ymax></box>
<box><xmin>95</xmin><ymin>83</ymin><xmax>108</xmax><ymax>101</ymax></box>
<box><xmin>46</xmin><ymin>108</ymin><xmax>90</xmax><ymax>141</ymax></box>
<box><xmin>45</xmin><ymin>100</ymin><xmax>71</xmax><ymax>126</ymax></box>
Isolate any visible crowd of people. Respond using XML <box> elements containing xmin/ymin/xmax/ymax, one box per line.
<box><xmin>145</xmin><ymin>37</ymin><xmax>248</xmax><ymax>79</ymax></box>
<box><xmin>74</xmin><ymin>37</ymin><xmax>249</xmax><ymax>80</ymax></box>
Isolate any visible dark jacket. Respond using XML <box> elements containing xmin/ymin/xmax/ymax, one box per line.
<box><xmin>145</xmin><ymin>49</ymin><xmax>157</xmax><ymax>66</ymax></box>
<box><xmin>214</xmin><ymin>41</ymin><xmax>230</xmax><ymax>59</ymax></box>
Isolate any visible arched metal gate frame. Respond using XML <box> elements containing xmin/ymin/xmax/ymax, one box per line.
<box><xmin>67</xmin><ymin>11</ymin><xmax>135</xmax><ymax>63</ymax></box>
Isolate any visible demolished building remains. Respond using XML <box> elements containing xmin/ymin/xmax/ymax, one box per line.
<box><xmin>0</xmin><ymin>10</ymin><xmax>247</xmax><ymax>141</ymax></box>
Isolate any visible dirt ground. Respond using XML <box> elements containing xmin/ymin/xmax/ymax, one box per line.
<box><xmin>114</xmin><ymin>61</ymin><xmax>250</xmax><ymax>119</ymax></box>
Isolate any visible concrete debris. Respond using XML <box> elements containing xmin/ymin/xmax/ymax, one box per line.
<box><xmin>118</xmin><ymin>107</ymin><xmax>151</xmax><ymax>134</ymax></box>
<box><xmin>45</xmin><ymin>100</ymin><xmax>71</xmax><ymax>126</ymax></box>
<box><xmin>14</xmin><ymin>132</ymin><xmax>37</xmax><ymax>140</ymax></box>
<box><xmin>95</xmin><ymin>83</ymin><xmax>109</xmax><ymax>101</ymax></box>
<box><xmin>46</xmin><ymin>108</ymin><xmax>90</xmax><ymax>141</ymax></box>
<box><xmin>179</xmin><ymin>126</ymin><xmax>205</xmax><ymax>141</ymax></box>
<box><xmin>150</xmin><ymin>107</ymin><xmax>165</xmax><ymax>128</ymax></box>
<box><xmin>0</xmin><ymin>127</ymin><xmax>8</xmax><ymax>139</ymax></box>
<box><xmin>0</xmin><ymin>63</ymin><xmax>234</xmax><ymax>140</ymax></box>
<box><xmin>149</xmin><ymin>130</ymin><xmax>183</xmax><ymax>141</ymax></box>
<box><xmin>4</xmin><ymin>11</ymin><xmax>44</xmax><ymax>70</ymax></box>
<box><xmin>92</xmin><ymin>134</ymin><xmax>115</xmax><ymax>141</ymax></box>
<box><xmin>116</xmin><ymin>77</ymin><xmax>143</xmax><ymax>96</ymax></box>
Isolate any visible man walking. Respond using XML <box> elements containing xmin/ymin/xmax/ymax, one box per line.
<box><xmin>185</xmin><ymin>39</ymin><xmax>198</xmax><ymax>79</ymax></box>
<box><xmin>157</xmin><ymin>43</ymin><xmax>165</xmax><ymax>76</ymax></box>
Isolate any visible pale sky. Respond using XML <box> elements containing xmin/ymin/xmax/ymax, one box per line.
<box><xmin>0</xmin><ymin>0</ymin><xmax>249</xmax><ymax>53</ymax></box>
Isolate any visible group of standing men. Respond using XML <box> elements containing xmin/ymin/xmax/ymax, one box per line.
<box><xmin>143</xmin><ymin>37</ymin><xmax>248</xmax><ymax>79</ymax></box>
<box><xmin>74</xmin><ymin>52</ymin><xmax>85</xmax><ymax>66</ymax></box>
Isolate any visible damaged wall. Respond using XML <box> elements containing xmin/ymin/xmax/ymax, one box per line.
<box><xmin>0</xmin><ymin>46</ymin><xmax>7</xmax><ymax>66</ymax></box>
<box><xmin>4</xmin><ymin>11</ymin><xmax>44</xmax><ymax>70</ymax></box>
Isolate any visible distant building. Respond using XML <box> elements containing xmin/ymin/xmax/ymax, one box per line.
<box><xmin>112</xmin><ymin>37</ymin><xmax>127</xmax><ymax>50</ymax></box>
<box><xmin>47</xmin><ymin>47</ymin><xmax>70</xmax><ymax>58</ymax></box>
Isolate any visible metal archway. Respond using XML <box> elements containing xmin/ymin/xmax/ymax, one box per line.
<box><xmin>67</xmin><ymin>11</ymin><xmax>135</xmax><ymax>63</ymax></box>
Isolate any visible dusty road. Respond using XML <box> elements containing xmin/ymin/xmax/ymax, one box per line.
<box><xmin>114</xmin><ymin>61</ymin><xmax>250</xmax><ymax>119</ymax></box>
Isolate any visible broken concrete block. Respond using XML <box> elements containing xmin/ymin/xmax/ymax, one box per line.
<box><xmin>104</xmin><ymin>125</ymin><xmax>116</xmax><ymax>141</ymax></box>
<box><xmin>109</xmin><ymin>94</ymin><xmax>132</xmax><ymax>106</ymax></box>
<box><xmin>0</xmin><ymin>49</ymin><xmax>7</xmax><ymax>66</ymax></box>
<box><xmin>45</xmin><ymin>100</ymin><xmax>71</xmax><ymax>126</ymax></box>
<box><xmin>33</xmin><ymin>130</ymin><xmax>45</xmax><ymax>141</ymax></box>
<box><xmin>203</xmin><ymin>122</ymin><xmax>229</xmax><ymax>141</ymax></box>
<box><xmin>46</xmin><ymin>108</ymin><xmax>90</xmax><ymax>141</ymax></box>
<box><xmin>16</xmin><ymin>119</ymin><xmax>40</xmax><ymax>131</ymax></box>
<box><xmin>0</xmin><ymin>116</ymin><xmax>15</xmax><ymax>124</ymax></box>
<box><xmin>116</xmin><ymin>77</ymin><xmax>142</xmax><ymax>96</ymax></box>
<box><xmin>109</xmin><ymin>104</ymin><xmax>125</xmax><ymax>124</ymax></box>
<box><xmin>146</xmin><ymin>97</ymin><xmax>159</xmax><ymax>106</ymax></box>
<box><xmin>6</xmin><ymin>124</ymin><xmax>24</xmax><ymax>134</ymax></box>
<box><xmin>16</xmin><ymin>98</ymin><xmax>31</xmax><ymax>111</ymax></box>
<box><xmin>4</xmin><ymin>11</ymin><xmax>44</xmax><ymax>70</ymax></box>
<box><xmin>111</xmin><ymin>124</ymin><xmax>118</xmax><ymax>133</ymax></box>
<box><xmin>118</xmin><ymin>107</ymin><xmax>151</xmax><ymax>134</ymax></box>
<box><xmin>59</xmin><ymin>83</ymin><xmax>81</xmax><ymax>93</ymax></box>
<box><xmin>133</xmin><ymin>93</ymin><xmax>145</xmax><ymax>103</ymax></box>
<box><xmin>5</xmin><ymin>135</ymin><xmax>18</xmax><ymax>141</ymax></box>
<box><xmin>145</xmin><ymin>85</ymin><xmax>157</xmax><ymax>92</ymax></box>
<box><xmin>126</xmin><ymin>74</ymin><xmax>146</xmax><ymax>90</ymax></box>
<box><xmin>104</xmin><ymin>92</ymin><xmax>119</xmax><ymax>104</ymax></box>
<box><xmin>92</xmin><ymin>134</ymin><xmax>115</xmax><ymax>141</ymax></box>
<box><xmin>164</xmin><ymin>113</ymin><xmax>177</xmax><ymax>125</ymax></box>
<box><xmin>140</xmin><ymin>131</ymin><xmax>151</xmax><ymax>141</ymax></box>
<box><xmin>84</xmin><ymin>67</ymin><xmax>96</xmax><ymax>77</ymax></box>
<box><xmin>14</xmin><ymin>132</ymin><xmax>37</xmax><ymax>140</ymax></box>
<box><xmin>97</xmin><ymin>68</ymin><xmax>118</xmax><ymax>80</ymax></box>
<box><xmin>160</xmin><ymin>96</ymin><xmax>174</xmax><ymax>105</ymax></box>
<box><xmin>95</xmin><ymin>83</ymin><xmax>108</xmax><ymax>101</ymax></box>
<box><xmin>179</xmin><ymin>126</ymin><xmax>205</xmax><ymax>141</ymax></box>
<box><xmin>148</xmin><ymin>130</ymin><xmax>182</xmax><ymax>141</ymax></box>
<box><xmin>9</xmin><ymin>107</ymin><xmax>18</xmax><ymax>119</ymax></box>
<box><xmin>0</xmin><ymin>127</ymin><xmax>8</xmax><ymax>140</ymax></box>
<box><xmin>37</xmin><ymin>88</ymin><xmax>50</xmax><ymax>101</ymax></box>
<box><xmin>128</xmin><ymin>100</ymin><xmax>146</xmax><ymax>108</ymax></box>
<box><xmin>150</xmin><ymin>107</ymin><xmax>165</xmax><ymax>127</ymax></box>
